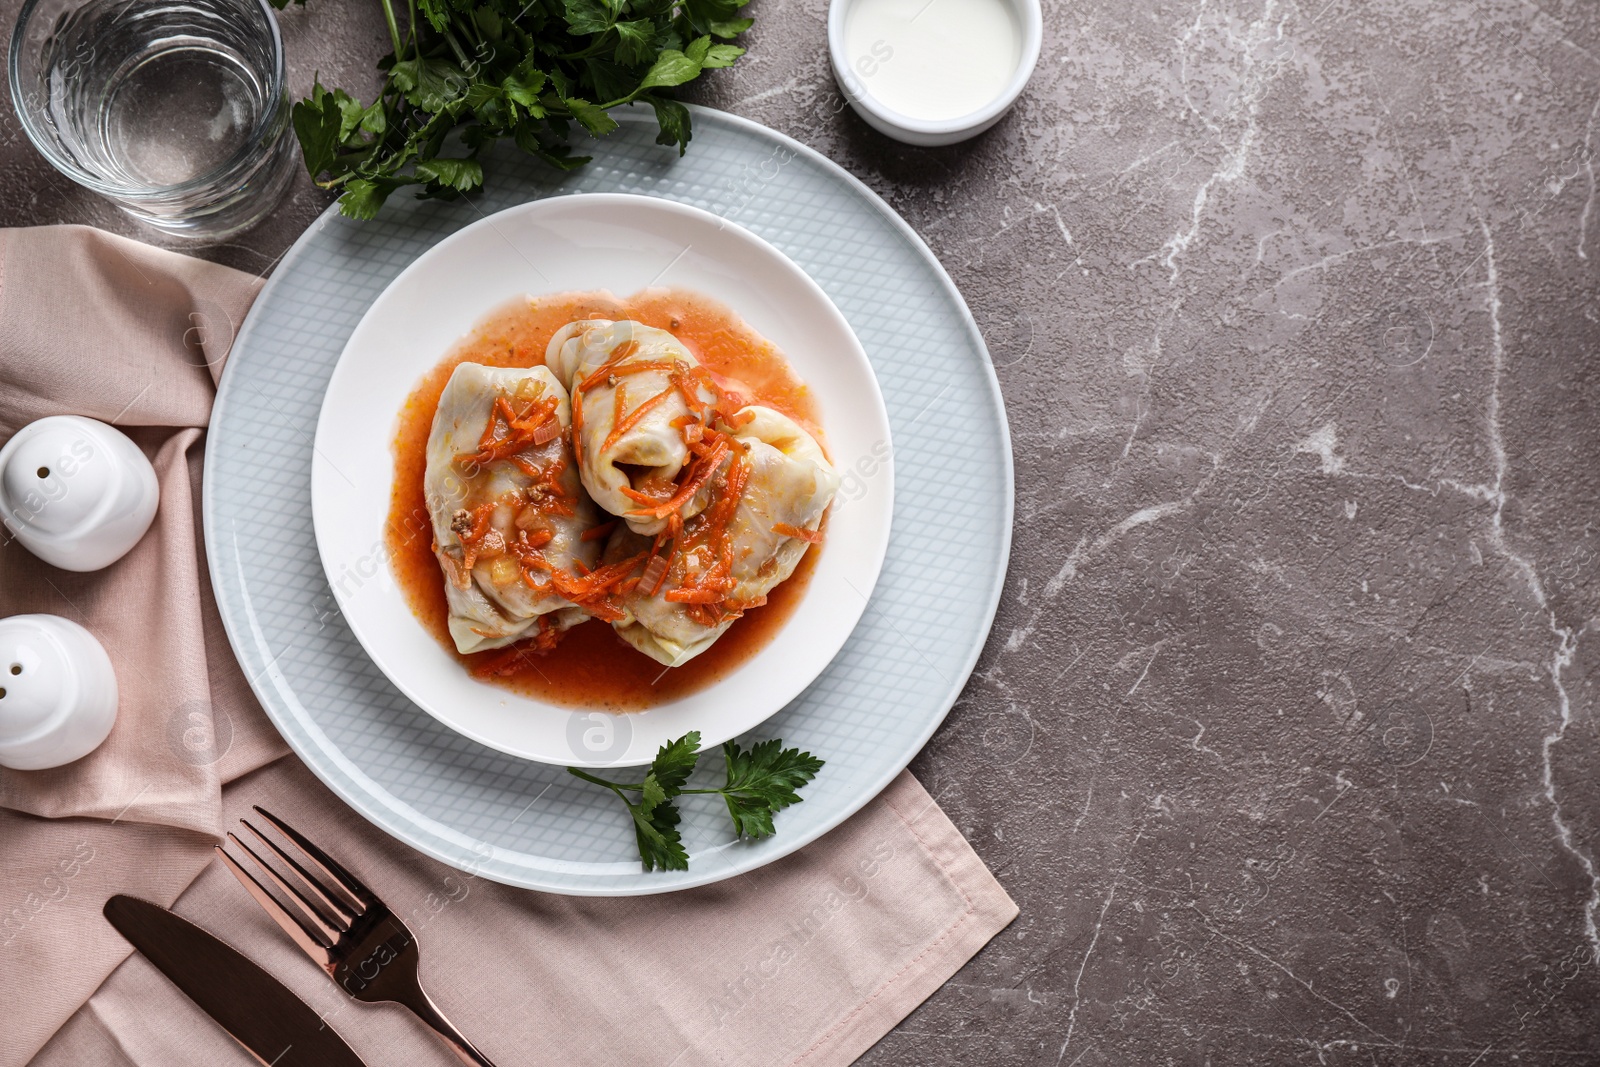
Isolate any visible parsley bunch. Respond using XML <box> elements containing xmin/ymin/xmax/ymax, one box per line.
<box><xmin>273</xmin><ymin>0</ymin><xmax>753</xmax><ymax>219</ymax></box>
<box><xmin>569</xmin><ymin>731</ymin><xmax>824</xmax><ymax>871</ymax></box>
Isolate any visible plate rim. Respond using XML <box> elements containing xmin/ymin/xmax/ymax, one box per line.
<box><xmin>203</xmin><ymin>105</ymin><xmax>1015</xmax><ymax>895</ymax></box>
<box><xmin>308</xmin><ymin>190</ymin><xmax>895</xmax><ymax>766</ymax></box>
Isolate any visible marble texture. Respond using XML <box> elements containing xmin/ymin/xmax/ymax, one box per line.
<box><xmin>3</xmin><ymin>0</ymin><xmax>1598</xmax><ymax>1062</ymax></box>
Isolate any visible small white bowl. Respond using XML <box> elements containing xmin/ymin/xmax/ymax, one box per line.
<box><xmin>828</xmin><ymin>0</ymin><xmax>1042</xmax><ymax>147</ymax></box>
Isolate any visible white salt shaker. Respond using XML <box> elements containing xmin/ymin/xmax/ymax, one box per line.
<box><xmin>0</xmin><ymin>614</ymin><xmax>118</xmax><ymax>770</ymax></box>
<box><xmin>0</xmin><ymin>415</ymin><xmax>160</xmax><ymax>571</ymax></box>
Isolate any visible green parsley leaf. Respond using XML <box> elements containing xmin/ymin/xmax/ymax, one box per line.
<box><xmin>568</xmin><ymin>731</ymin><xmax>823</xmax><ymax>871</ymax></box>
<box><xmin>569</xmin><ymin>732</ymin><xmax>702</xmax><ymax>872</ymax></box>
<box><xmin>682</xmin><ymin>0</ymin><xmax>751</xmax><ymax>38</ymax></box>
<box><xmin>563</xmin><ymin>96</ymin><xmax>620</xmax><ymax>137</ymax></box>
<box><xmin>337</xmin><ymin>177</ymin><xmax>396</xmax><ymax>219</ymax></box>
<box><xmin>281</xmin><ymin>0</ymin><xmax>752</xmax><ymax>216</ymax></box>
<box><xmin>720</xmin><ymin>739</ymin><xmax>824</xmax><ymax>839</ymax></box>
<box><xmin>639</xmin><ymin>772</ymin><xmax>669</xmax><ymax>812</ymax></box>
<box><xmin>638</xmin><ymin>48</ymin><xmax>703</xmax><ymax>90</ymax></box>
<box><xmin>502</xmin><ymin>69</ymin><xmax>547</xmax><ymax>110</ymax></box>
<box><xmin>706</xmin><ymin>17</ymin><xmax>753</xmax><ymax>38</ymax></box>
<box><xmin>647</xmin><ymin>94</ymin><xmax>692</xmax><ymax>154</ymax></box>
<box><xmin>629</xmin><ymin>793</ymin><xmax>688</xmax><ymax>871</ymax></box>
<box><xmin>701</xmin><ymin>43</ymin><xmax>744</xmax><ymax>69</ymax></box>
<box><xmin>389</xmin><ymin>57</ymin><xmax>465</xmax><ymax>112</ymax></box>
<box><xmin>650</xmin><ymin>731</ymin><xmax>702</xmax><ymax>795</ymax></box>
<box><xmin>416</xmin><ymin>0</ymin><xmax>450</xmax><ymax>32</ymax></box>
<box><xmin>564</xmin><ymin>0</ymin><xmax>620</xmax><ymax>35</ymax></box>
<box><xmin>613</xmin><ymin>20</ymin><xmax>657</xmax><ymax>67</ymax></box>
<box><xmin>413</xmin><ymin>157</ymin><xmax>484</xmax><ymax>193</ymax></box>
<box><xmin>291</xmin><ymin>81</ymin><xmax>343</xmax><ymax>180</ymax></box>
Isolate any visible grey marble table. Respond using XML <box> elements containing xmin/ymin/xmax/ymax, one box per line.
<box><xmin>5</xmin><ymin>1</ymin><xmax>1597</xmax><ymax>1062</ymax></box>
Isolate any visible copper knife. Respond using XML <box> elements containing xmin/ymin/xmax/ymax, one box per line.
<box><xmin>103</xmin><ymin>894</ymin><xmax>369</xmax><ymax>1067</ymax></box>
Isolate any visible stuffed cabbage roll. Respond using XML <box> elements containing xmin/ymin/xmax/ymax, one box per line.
<box><xmin>602</xmin><ymin>406</ymin><xmax>840</xmax><ymax>667</ymax></box>
<box><xmin>424</xmin><ymin>362</ymin><xmax>601</xmax><ymax>654</ymax></box>
<box><xmin>545</xmin><ymin>319</ymin><xmax>719</xmax><ymax>537</ymax></box>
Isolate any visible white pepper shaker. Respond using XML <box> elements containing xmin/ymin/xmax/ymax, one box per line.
<box><xmin>0</xmin><ymin>415</ymin><xmax>160</xmax><ymax>571</ymax></box>
<box><xmin>0</xmin><ymin>614</ymin><xmax>118</xmax><ymax>770</ymax></box>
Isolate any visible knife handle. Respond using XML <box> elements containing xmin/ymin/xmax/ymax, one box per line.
<box><xmin>394</xmin><ymin>984</ymin><xmax>498</xmax><ymax>1067</ymax></box>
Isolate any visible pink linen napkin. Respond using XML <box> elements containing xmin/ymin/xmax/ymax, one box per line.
<box><xmin>0</xmin><ymin>225</ymin><xmax>1017</xmax><ymax>1067</ymax></box>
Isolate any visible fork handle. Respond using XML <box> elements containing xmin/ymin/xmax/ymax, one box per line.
<box><xmin>396</xmin><ymin>985</ymin><xmax>498</xmax><ymax>1067</ymax></box>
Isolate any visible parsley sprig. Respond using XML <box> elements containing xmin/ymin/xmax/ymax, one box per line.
<box><xmin>568</xmin><ymin>731</ymin><xmax>824</xmax><ymax>871</ymax></box>
<box><xmin>271</xmin><ymin>0</ymin><xmax>753</xmax><ymax>219</ymax></box>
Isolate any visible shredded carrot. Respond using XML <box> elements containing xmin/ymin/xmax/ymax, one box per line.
<box><xmin>626</xmin><ymin>437</ymin><xmax>730</xmax><ymax>519</ymax></box>
<box><xmin>689</xmin><ymin>365</ymin><xmax>747</xmax><ymax>423</ymax></box>
<box><xmin>669</xmin><ymin>370</ymin><xmax>703</xmax><ymax>414</ymax></box>
<box><xmin>477</xmin><ymin>397</ymin><xmax>513</xmax><ymax>450</ymax></box>
<box><xmin>455</xmin><ymin>502</ymin><xmax>498</xmax><ymax>571</ymax></box>
<box><xmin>608</xmin><ymin>381</ymin><xmax>628</xmax><ymax>452</ymax></box>
<box><xmin>581</xmin><ymin>520</ymin><xmax>617</xmax><ymax>543</ymax></box>
<box><xmin>576</xmin><ymin>341</ymin><xmax>641</xmax><ymax>392</ymax></box>
<box><xmin>457</xmin><ymin>393</ymin><xmax>559</xmax><ymax>466</ymax></box>
<box><xmin>602</xmin><ymin>385</ymin><xmax>675</xmax><ymax>452</ymax></box>
<box><xmin>571</xmin><ymin>389</ymin><xmax>584</xmax><ymax>443</ymax></box>
<box><xmin>772</xmin><ymin>522</ymin><xmax>823</xmax><ymax>544</ymax></box>
<box><xmin>588</xmin><ymin>359</ymin><xmax>678</xmax><ymax>382</ymax></box>
<box><xmin>619</xmin><ymin>484</ymin><xmax>669</xmax><ymax>505</ymax></box>
<box><xmin>664</xmin><ymin>587</ymin><xmax>724</xmax><ymax>604</ymax></box>
<box><xmin>586</xmin><ymin>600</ymin><xmax>627</xmax><ymax>622</ymax></box>
<box><xmin>549</xmin><ymin>552</ymin><xmax>648</xmax><ymax>601</ymax></box>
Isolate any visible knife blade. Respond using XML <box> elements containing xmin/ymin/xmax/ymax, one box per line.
<box><xmin>103</xmin><ymin>894</ymin><xmax>368</xmax><ymax>1067</ymax></box>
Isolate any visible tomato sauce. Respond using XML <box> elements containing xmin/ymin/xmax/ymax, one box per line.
<box><xmin>383</xmin><ymin>288</ymin><xmax>823</xmax><ymax>712</ymax></box>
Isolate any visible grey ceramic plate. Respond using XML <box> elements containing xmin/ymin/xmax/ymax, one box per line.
<box><xmin>204</xmin><ymin>107</ymin><xmax>1013</xmax><ymax>895</ymax></box>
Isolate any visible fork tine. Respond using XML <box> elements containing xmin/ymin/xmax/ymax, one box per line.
<box><xmin>214</xmin><ymin>844</ymin><xmax>334</xmax><ymax>966</ymax></box>
<box><xmin>241</xmin><ymin>817</ymin><xmax>359</xmax><ymax>924</ymax></box>
<box><xmin>226</xmin><ymin>831</ymin><xmax>345</xmax><ymax>940</ymax></box>
<box><xmin>252</xmin><ymin>806</ymin><xmax>377</xmax><ymax>909</ymax></box>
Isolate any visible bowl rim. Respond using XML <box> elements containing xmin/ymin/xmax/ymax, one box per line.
<box><xmin>826</xmin><ymin>0</ymin><xmax>1043</xmax><ymax>137</ymax></box>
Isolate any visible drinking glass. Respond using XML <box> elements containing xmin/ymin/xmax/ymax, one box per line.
<box><xmin>9</xmin><ymin>0</ymin><xmax>296</xmax><ymax>239</ymax></box>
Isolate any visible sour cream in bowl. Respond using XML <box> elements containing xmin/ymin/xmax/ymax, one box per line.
<box><xmin>828</xmin><ymin>0</ymin><xmax>1042</xmax><ymax>146</ymax></box>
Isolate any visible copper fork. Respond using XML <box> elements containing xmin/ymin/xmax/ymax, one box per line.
<box><xmin>215</xmin><ymin>806</ymin><xmax>497</xmax><ymax>1067</ymax></box>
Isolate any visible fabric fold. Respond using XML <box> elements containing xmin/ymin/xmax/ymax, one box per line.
<box><xmin>30</xmin><ymin>764</ymin><xmax>1016</xmax><ymax>1067</ymax></box>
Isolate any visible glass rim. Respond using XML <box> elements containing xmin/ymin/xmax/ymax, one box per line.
<box><xmin>7</xmin><ymin>0</ymin><xmax>290</xmax><ymax>201</ymax></box>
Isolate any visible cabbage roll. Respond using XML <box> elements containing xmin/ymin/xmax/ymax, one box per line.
<box><xmin>545</xmin><ymin>319</ymin><xmax>718</xmax><ymax>537</ymax></box>
<box><xmin>603</xmin><ymin>406</ymin><xmax>840</xmax><ymax>667</ymax></box>
<box><xmin>424</xmin><ymin>362</ymin><xmax>601</xmax><ymax>654</ymax></box>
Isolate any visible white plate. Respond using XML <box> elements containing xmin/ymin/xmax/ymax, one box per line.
<box><xmin>310</xmin><ymin>194</ymin><xmax>893</xmax><ymax>767</ymax></box>
<box><xmin>205</xmin><ymin>108</ymin><xmax>1010</xmax><ymax>894</ymax></box>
